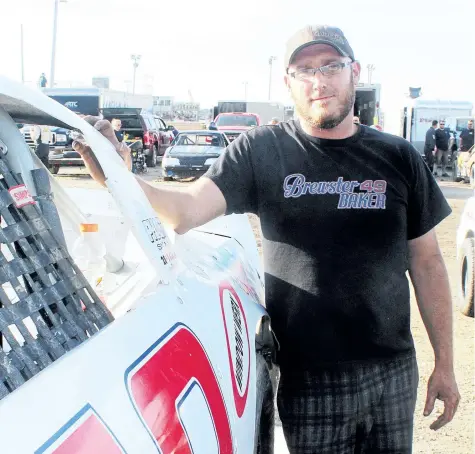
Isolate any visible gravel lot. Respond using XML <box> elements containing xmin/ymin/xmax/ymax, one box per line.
<box><xmin>55</xmin><ymin>167</ymin><xmax>474</xmax><ymax>454</ymax></box>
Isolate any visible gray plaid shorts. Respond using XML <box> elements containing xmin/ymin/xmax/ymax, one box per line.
<box><xmin>277</xmin><ymin>352</ymin><xmax>418</xmax><ymax>454</ymax></box>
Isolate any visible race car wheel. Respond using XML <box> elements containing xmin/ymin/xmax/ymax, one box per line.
<box><xmin>50</xmin><ymin>165</ymin><xmax>60</xmax><ymax>175</ymax></box>
<box><xmin>254</xmin><ymin>353</ymin><xmax>275</xmax><ymax>454</ymax></box>
<box><xmin>458</xmin><ymin>238</ymin><xmax>475</xmax><ymax>317</ymax></box>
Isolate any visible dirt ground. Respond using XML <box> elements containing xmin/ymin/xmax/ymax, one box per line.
<box><xmin>55</xmin><ymin>167</ymin><xmax>474</xmax><ymax>453</ymax></box>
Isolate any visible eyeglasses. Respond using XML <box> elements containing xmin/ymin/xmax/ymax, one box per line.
<box><xmin>288</xmin><ymin>61</ymin><xmax>353</xmax><ymax>81</ymax></box>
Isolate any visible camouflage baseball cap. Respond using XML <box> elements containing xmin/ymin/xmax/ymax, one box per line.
<box><xmin>285</xmin><ymin>25</ymin><xmax>355</xmax><ymax>68</ymax></box>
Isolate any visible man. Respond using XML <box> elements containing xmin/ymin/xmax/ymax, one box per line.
<box><xmin>74</xmin><ymin>25</ymin><xmax>460</xmax><ymax>454</ymax></box>
<box><xmin>459</xmin><ymin>119</ymin><xmax>474</xmax><ymax>152</ymax></box>
<box><xmin>30</xmin><ymin>124</ymin><xmax>51</xmax><ymax>168</ymax></box>
<box><xmin>435</xmin><ymin>120</ymin><xmax>450</xmax><ymax>177</ymax></box>
<box><xmin>111</xmin><ymin>118</ymin><xmax>124</xmax><ymax>142</ymax></box>
<box><xmin>424</xmin><ymin>120</ymin><xmax>438</xmax><ymax>172</ymax></box>
<box><xmin>268</xmin><ymin>117</ymin><xmax>280</xmax><ymax>125</ymax></box>
<box><xmin>38</xmin><ymin>73</ymin><xmax>48</xmax><ymax>88</ymax></box>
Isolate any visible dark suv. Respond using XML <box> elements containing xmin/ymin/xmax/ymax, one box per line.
<box><xmin>102</xmin><ymin>108</ymin><xmax>173</xmax><ymax>167</ymax></box>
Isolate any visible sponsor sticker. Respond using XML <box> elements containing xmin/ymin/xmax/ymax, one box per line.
<box><xmin>9</xmin><ymin>184</ymin><xmax>35</xmax><ymax>208</ymax></box>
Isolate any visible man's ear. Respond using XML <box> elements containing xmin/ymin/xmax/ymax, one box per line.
<box><xmin>352</xmin><ymin>61</ymin><xmax>361</xmax><ymax>85</ymax></box>
<box><xmin>284</xmin><ymin>74</ymin><xmax>291</xmax><ymax>91</ymax></box>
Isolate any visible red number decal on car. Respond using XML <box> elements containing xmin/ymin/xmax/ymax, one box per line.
<box><xmin>125</xmin><ymin>323</ymin><xmax>233</xmax><ymax>454</ymax></box>
<box><xmin>35</xmin><ymin>405</ymin><xmax>124</xmax><ymax>453</ymax></box>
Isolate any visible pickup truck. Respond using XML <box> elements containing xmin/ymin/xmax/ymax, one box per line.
<box><xmin>214</xmin><ymin>112</ymin><xmax>261</xmax><ymax>142</ymax></box>
<box><xmin>101</xmin><ymin>108</ymin><xmax>174</xmax><ymax>167</ymax></box>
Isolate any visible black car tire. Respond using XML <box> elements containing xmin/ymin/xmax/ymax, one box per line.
<box><xmin>458</xmin><ymin>238</ymin><xmax>475</xmax><ymax>317</ymax></box>
<box><xmin>163</xmin><ymin>176</ymin><xmax>173</xmax><ymax>181</ymax></box>
<box><xmin>254</xmin><ymin>353</ymin><xmax>275</xmax><ymax>454</ymax></box>
<box><xmin>147</xmin><ymin>145</ymin><xmax>158</xmax><ymax>168</ymax></box>
<box><xmin>50</xmin><ymin>165</ymin><xmax>60</xmax><ymax>175</ymax></box>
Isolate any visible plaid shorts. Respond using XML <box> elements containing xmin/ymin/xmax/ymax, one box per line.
<box><xmin>277</xmin><ymin>352</ymin><xmax>419</xmax><ymax>454</ymax></box>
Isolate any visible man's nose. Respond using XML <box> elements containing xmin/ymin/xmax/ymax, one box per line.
<box><xmin>311</xmin><ymin>78</ymin><xmax>328</xmax><ymax>92</ymax></box>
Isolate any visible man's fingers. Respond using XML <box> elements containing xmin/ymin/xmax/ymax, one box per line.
<box><xmin>423</xmin><ymin>389</ymin><xmax>436</xmax><ymax>416</ymax></box>
<box><xmin>72</xmin><ymin>140</ymin><xmax>106</xmax><ymax>186</ymax></box>
<box><xmin>429</xmin><ymin>395</ymin><xmax>460</xmax><ymax>431</ymax></box>
<box><xmin>72</xmin><ymin>140</ymin><xmax>88</xmax><ymax>155</ymax></box>
<box><xmin>82</xmin><ymin>115</ymin><xmax>103</xmax><ymax>127</ymax></box>
<box><xmin>430</xmin><ymin>414</ymin><xmax>447</xmax><ymax>431</ymax></box>
<box><xmin>94</xmin><ymin>120</ymin><xmax>120</xmax><ymax>146</ymax></box>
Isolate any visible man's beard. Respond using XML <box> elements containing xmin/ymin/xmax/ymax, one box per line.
<box><xmin>293</xmin><ymin>76</ymin><xmax>356</xmax><ymax>130</ymax></box>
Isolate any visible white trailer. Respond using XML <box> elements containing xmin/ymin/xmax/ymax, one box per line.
<box><xmin>400</xmin><ymin>99</ymin><xmax>473</xmax><ymax>155</ymax></box>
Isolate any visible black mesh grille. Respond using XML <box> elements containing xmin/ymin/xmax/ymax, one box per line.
<box><xmin>0</xmin><ymin>143</ymin><xmax>113</xmax><ymax>400</ymax></box>
<box><xmin>178</xmin><ymin>156</ymin><xmax>209</xmax><ymax>166</ymax></box>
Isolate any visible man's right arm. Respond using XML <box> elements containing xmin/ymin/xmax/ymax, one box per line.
<box><xmin>134</xmin><ymin>176</ymin><xmax>227</xmax><ymax>234</ymax></box>
<box><xmin>136</xmin><ymin>127</ymin><xmax>258</xmax><ymax>234</ymax></box>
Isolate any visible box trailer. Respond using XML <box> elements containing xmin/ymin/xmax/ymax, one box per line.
<box><xmin>400</xmin><ymin>99</ymin><xmax>473</xmax><ymax>156</ymax></box>
<box><xmin>42</xmin><ymin>87</ymin><xmax>154</xmax><ymax>117</ymax></box>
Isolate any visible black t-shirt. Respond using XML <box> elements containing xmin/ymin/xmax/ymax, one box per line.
<box><xmin>204</xmin><ymin>121</ymin><xmax>451</xmax><ymax>371</ymax></box>
<box><xmin>435</xmin><ymin>128</ymin><xmax>449</xmax><ymax>150</ymax></box>
<box><xmin>460</xmin><ymin>128</ymin><xmax>474</xmax><ymax>151</ymax></box>
<box><xmin>115</xmin><ymin>130</ymin><xmax>124</xmax><ymax>143</ymax></box>
<box><xmin>424</xmin><ymin>127</ymin><xmax>436</xmax><ymax>150</ymax></box>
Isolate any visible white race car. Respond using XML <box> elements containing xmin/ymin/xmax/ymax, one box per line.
<box><xmin>456</xmin><ymin>191</ymin><xmax>475</xmax><ymax>317</ymax></box>
<box><xmin>0</xmin><ymin>76</ymin><xmax>277</xmax><ymax>453</ymax></box>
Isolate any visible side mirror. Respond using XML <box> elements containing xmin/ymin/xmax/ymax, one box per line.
<box><xmin>208</xmin><ymin>122</ymin><xmax>217</xmax><ymax>131</ymax></box>
<box><xmin>167</xmin><ymin>125</ymin><xmax>174</xmax><ymax>131</ymax></box>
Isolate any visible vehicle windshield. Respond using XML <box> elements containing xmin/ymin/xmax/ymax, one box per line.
<box><xmin>174</xmin><ymin>133</ymin><xmax>225</xmax><ymax>149</ymax></box>
<box><xmin>215</xmin><ymin>115</ymin><xmax>258</xmax><ymax>127</ymax></box>
<box><xmin>109</xmin><ymin>116</ymin><xmax>142</xmax><ymax>129</ymax></box>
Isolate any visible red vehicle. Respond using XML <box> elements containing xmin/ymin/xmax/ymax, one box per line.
<box><xmin>213</xmin><ymin>112</ymin><xmax>261</xmax><ymax>142</ymax></box>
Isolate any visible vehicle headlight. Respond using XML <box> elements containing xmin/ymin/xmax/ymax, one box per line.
<box><xmin>205</xmin><ymin>158</ymin><xmax>218</xmax><ymax>165</ymax></box>
<box><xmin>162</xmin><ymin>157</ymin><xmax>180</xmax><ymax>167</ymax></box>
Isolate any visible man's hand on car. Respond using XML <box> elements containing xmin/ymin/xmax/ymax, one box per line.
<box><xmin>72</xmin><ymin>116</ymin><xmax>132</xmax><ymax>186</ymax></box>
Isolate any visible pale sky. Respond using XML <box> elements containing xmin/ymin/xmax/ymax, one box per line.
<box><xmin>1</xmin><ymin>0</ymin><xmax>474</xmax><ymax>133</ymax></box>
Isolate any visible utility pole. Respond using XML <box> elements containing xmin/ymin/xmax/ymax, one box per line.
<box><xmin>20</xmin><ymin>24</ymin><xmax>25</xmax><ymax>83</ymax></box>
<box><xmin>50</xmin><ymin>0</ymin><xmax>59</xmax><ymax>88</ymax></box>
<box><xmin>367</xmin><ymin>64</ymin><xmax>376</xmax><ymax>85</ymax></box>
<box><xmin>243</xmin><ymin>81</ymin><xmax>248</xmax><ymax>101</ymax></box>
<box><xmin>268</xmin><ymin>56</ymin><xmax>276</xmax><ymax>101</ymax></box>
<box><xmin>131</xmin><ymin>54</ymin><xmax>141</xmax><ymax>95</ymax></box>
<box><xmin>50</xmin><ymin>0</ymin><xmax>67</xmax><ymax>88</ymax></box>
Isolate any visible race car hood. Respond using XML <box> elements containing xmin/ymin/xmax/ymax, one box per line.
<box><xmin>168</xmin><ymin>145</ymin><xmax>224</xmax><ymax>156</ymax></box>
<box><xmin>217</xmin><ymin>126</ymin><xmax>252</xmax><ymax>132</ymax></box>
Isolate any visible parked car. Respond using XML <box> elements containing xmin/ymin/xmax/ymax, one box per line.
<box><xmin>161</xmin><ymin>130</ymin><xmax>229</xmax><ymax>181</ymax></box>
<box><xmin>213</xmin><ymin>112</ymin><xmax>260</xmax><ymax>142</ymax></box>
<box><xmin>101</xmin><ymin>108</ymin><xmax>174</xmax><ymax>167</ymax></box>
<box><xmin>456</xmin><ymin>192</ymin><xmax>475</xmax><ymax>317</ymax></box>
